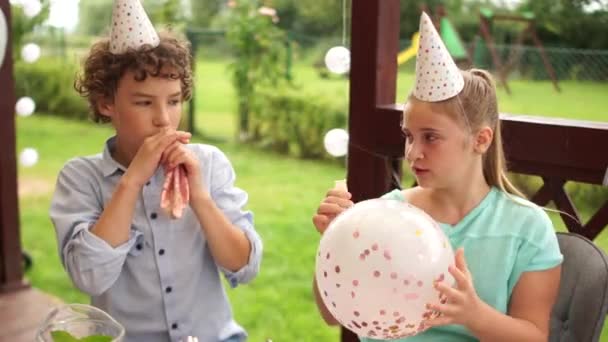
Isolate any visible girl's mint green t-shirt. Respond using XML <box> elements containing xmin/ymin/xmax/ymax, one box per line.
<box><xmin>359</xmin><ymin>187</ymin><xmax>563</xmax><ymax>342</ymax></box>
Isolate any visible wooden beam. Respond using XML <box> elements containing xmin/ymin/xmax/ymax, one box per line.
<box><xmin>347</xmin><ymin>0</ymin><xmax>402</xmax><ymax>202</ymax></box>
<box><xmin>372</xmin><ymin>106</ymin><xmax>608</xmax><ymax>187</ymax></box>
<box><xmin>0</xmin><ymin>0</ymin><xmax>26</xmax><ymax>293</ymax></box>
<box><xmin>345</xmin><ymin>0</ymin><xmax>401</xmax><ymax>341</ymax></box>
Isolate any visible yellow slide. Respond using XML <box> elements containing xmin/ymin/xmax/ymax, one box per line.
<box><xmin>397</xmin><ymin>32</ymin><xmax>420</xmax><ymax>65</ymax></box>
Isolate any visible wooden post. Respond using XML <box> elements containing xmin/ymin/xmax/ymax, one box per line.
<box><xmin>345</xmin><ymin>0</ymin><xmax>403</xmax><ymax>340</ymax></box>
<box><xmin>0</xmin><ymin>0</ymin><xmax>27</xmax><ymax>293</ymax></box>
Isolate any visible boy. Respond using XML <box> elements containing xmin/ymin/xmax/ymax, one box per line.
<box><xmin>49</xmin><ymin>1</ymin><xmax>262</xmax><ymax>341</ymax></box>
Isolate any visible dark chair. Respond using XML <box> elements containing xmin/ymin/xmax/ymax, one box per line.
<box><xmin>550</xmin><ymin>232</ymin><xmax>608</xmax><ymax>342</ymax></box>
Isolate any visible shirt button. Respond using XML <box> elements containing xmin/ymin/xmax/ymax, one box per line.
<box><xmin>145</xmin><ymin>181</ymin><xmax>151</xmax><ymax>186</ymax></box>
<box><xmin>136</xmin><ymin>243</ymin><xmax>143</xmax><ymax>251</ymax></box>
<box><xmin>171</xmin><ymin>323</ymin><xmax>178</xmax><ymax>330</ymax></box>
<box><xmin>166</xmin><ymin>286</ymin><xmax>172</xmax><ymax>293</ymax></box>
<box><xmin>159</xmin><ymin>249</ymin><xmax>165</xmax><ymax>256</ymax></box>
<box><xmin>150</xmin><ymin>212</ymin><xmax>158</xmax><ymax>219</ymax></box>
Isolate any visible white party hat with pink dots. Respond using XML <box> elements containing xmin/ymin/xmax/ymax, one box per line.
<box><xmin>109</xmin><ymin>0</ymin><xmax>159</xmax><ymax>54</ymax></box>
<box><xmin>412</xmin><ymin>12</ymin><xmax>464</xmax><ymax>102</ymax></box>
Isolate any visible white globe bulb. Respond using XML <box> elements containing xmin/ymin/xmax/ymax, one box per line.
<box><xmin>21</xmin><ymin>43</ymin><xmax>41</xmax><ymax>63</ymax></box>
<box><xmin>15</xmin><ymin>96</ymin><xmax>36</xmax><ymax>116</ymax></box>
<box><xmin>324</xmin><ymin>46</ymin><xmax>350</xmax><ymax>75</ymax></box>
<box><xmin>0</xmin><ymin>10</ymin><xmax>7</xmax><ymax>70</ymax></box>
<box><xmin>324</xmin><ymin>128</ymin><xmax>349</xmax><ymax>157</ymax></box>
<box><xmin>22</xmin><ymin>0</ymin><xmax>42</xmax><ymax>18</ymax></box>
<box><xmin>20</xmin><ymin>148</ymin><xmax>39</xmax><ymax>167</ymax></box>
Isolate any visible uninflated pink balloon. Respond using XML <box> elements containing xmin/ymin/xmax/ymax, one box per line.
<box><xmin>315</xmin><ymin>198</ymin><xmax>454</xmax><ymax>339</ymax></box>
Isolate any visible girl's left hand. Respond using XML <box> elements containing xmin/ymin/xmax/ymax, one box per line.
<box><xmin>424</xmin><ymin>248</ymin><xmax>485</xmax><ymax>329</ymax></box>
<box><xmin>162</xmin><ymin>142</ymin><xmax>207</xmax><ymax>201</ymax></box>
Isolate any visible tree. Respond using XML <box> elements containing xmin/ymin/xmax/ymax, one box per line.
<box><xmin>225</xmin><ymin>0</ymin><xmax>287</xmax><ymax>141</ymax></box>
<box><xmin>518</xmin><ymin>0</ymin><xmax>608</xmax><ymax>49</ymax></box>
<box><xmin>189</xmin><ymin>0</ymin><xmax>223</xmax><ymax>28</ymax></box>
<box><xmin>76</xmin><ymin>0</ymin><xmax>112</xmax><ymax>36</ymax></box>
<box><xmin>11</xmin><ymin>1</ymin><xmax>50</xmax><ymax>56</ymax></box>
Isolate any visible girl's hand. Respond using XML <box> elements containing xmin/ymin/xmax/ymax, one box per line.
<box><xmin>424</xmin><ymin>248</ymin><xmax>485</xmax><ymax>329</ymax></box>
<box><xmin>312</xmin><ymin>188</ymin><xmax>353</xmax><ymax>234</ymax></box>
<box><xmin>162</xmin><ymin>142</ymin><xmax>208</xmax><ymax>202</ymax></box>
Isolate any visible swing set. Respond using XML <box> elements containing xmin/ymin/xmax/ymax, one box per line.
<box><xmin>471</xmin><ymin>8</ymin><xmax>561</xmax><ymax>94</ymax></box>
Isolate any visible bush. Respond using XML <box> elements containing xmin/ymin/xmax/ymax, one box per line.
<box><xmin>14</xmin><ymin>58</ymin><xmax>89</xmax><ymax>120</ymax></box>
<box><xmin>250</xmin><ymin>86</ymin><xmax>347</xmax><ymax>159</ymax></box>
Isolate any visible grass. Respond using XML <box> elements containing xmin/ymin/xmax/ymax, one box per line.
<box><xmin>17</xmin><ymin>57</ymin><xmax>608</xmax><ymax>341</ymax></box>
<box><xmin>193</xmin><ymin>59</ymin><xmax>608</xmax><ymax>143</ymax></box>
<box><xmin>17</xmin><ymin>114</ymin><xmax>345</xmax><ymax>341</ymax></box>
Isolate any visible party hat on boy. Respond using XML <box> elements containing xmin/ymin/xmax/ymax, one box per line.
<box><xmin>412</xmin><ymin>12</ymin><xmax>464</xmax><ymax>102</ymax></box>
<box><xmin>109</xmin><ymin>0</ymin><xmax>159</xmax><ymax>54</ymax></box>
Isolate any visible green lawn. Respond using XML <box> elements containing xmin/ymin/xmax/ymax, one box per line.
<box><xmin>193</xmin><ymin>59</ymin><xmax>608</xmax><ymax>142</ymax></box>
<box><xmin>18</xmin><ymin>115</ymin><xmax>346</xmax><ymax>341</ymax></box>
<box><xmin>17</xmin><ymin>57</ymin><xmax>608</xmax><ymax>341</ymax></box>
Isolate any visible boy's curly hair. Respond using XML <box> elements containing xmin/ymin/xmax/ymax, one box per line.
<box><xmin>75</xmin><ymin>31</ymin><xmax>193</xmax><ymax>123</ymax></box>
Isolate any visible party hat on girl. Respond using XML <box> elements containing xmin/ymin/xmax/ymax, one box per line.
<box><xmin>412</xmin><ymin>12</ymin><xmax>464</xmax><ymax>102</ymax></box>
<box><xmin>109</xmin><ymin>0</ymin><xmax>159</xmax><ymax>54</ymax></box>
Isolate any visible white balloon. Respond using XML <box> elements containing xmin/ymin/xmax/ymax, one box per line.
<box><xmin>0</xmin><ymin>9</ymin><xmax>7</xmax><ymax>69</ymax></box>
<box><xmin>15</xmin><ymin>96</ymin><xmax>36</xmax><ymax>117</ymax></box>
<box><xmin>324</xmin><ymin>128</ymin><xmax>349</xmax><ymax>157</ymax></box>
<box><xmin>22</xmin><ymin>0</ymin><xmax>42</xmax><ymax>18</ymax></box>
<box><xmin>316</xmin><ymin>199</ymin><xmax>455</xmax><ymax>339</ymax></box>
<box><xmin>20</xmin><ymin>148</ymin><xmax>39</xmax><ymax>167</ymax></box>
<box><xmin>21</xmin><ymin>43</ymin><xmax>41</xmax><ymax>63</ymax></box>
<box><xmin>324</xmin><ymin>46</ymin><xmax>350</xmax><ymax>75</ymax></box>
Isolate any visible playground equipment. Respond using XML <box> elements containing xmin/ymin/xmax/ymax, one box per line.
<box><xmin>397</xmin><ymin>32</ymin><xmax>419</xmax><ymax>65</ymax></box>
<box><xmin>471</xmin><ymin>8</ymin><xmax>560</xmax><ymax>94</ymax></box>
<box><xmin>398</xmin><ymin>5</ymin><xmax>469</xmax><ymax>66</ymax></box>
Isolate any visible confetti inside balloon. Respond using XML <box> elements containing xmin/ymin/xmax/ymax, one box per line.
<box><xmin>324</xmin><ymin>128</ymin><xmax>349</xmax><ymax>157</ymax></box>
<box><xmin>21</xmin><ymin>42</ymin><xmax>40</xmax><ymax>63</ymax></box>
<box><xmin>20</xmin><ymin>148</ymin><xmax>39</xmax><ymax>167</ymax></box>
<box><xmin>316</xmin><ymin>198</ymin><xmax>454</xmax><ymax>339</ymax></box>
<box><xmin>15</xmin><ymin>96</ymin><xmax>36</xmax><ymax>117</ymax></box>
<box><xmin>324</xmin><ymin>46</ymin><xmax>350</xmax><ymax>75</ymax></box>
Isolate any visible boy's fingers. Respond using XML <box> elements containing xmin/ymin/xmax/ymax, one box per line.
<box><xmin>161</xmin><ymin>141</ymin><xmax>182</xmax><ymax>165</ymax></box>
<box><xmin>176</xmin><ymin>131</ymin><xmax>191</xmax><ymax>143</ymax></box>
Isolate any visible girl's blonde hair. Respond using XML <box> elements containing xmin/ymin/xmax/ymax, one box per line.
<box><xmin>412</xmin><ymin>68</ymin><xmax>525</xmax><ymax>198</ymax></box>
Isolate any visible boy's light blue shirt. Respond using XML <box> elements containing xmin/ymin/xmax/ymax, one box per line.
<box><xmin>359</xmin><ymin>187</ymin><xmax>563</xmax><ymax>342</ymax></box>
<box><xmin>50</xmin><ymin>137</ymin><xmax>263</xmax><ymax>342</ymax></box>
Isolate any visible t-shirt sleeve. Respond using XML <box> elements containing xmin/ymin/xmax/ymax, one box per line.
<box><xmin>508</xmin><ymin>207</ymin><xmax>563</xmax><ymax>293</ymax></box>
<box><xmin>380</xmin><ymin>189</ymin><xmax>404</xmax><ymax>201</ymax></box>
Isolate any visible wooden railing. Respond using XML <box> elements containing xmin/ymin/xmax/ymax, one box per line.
<box><xmin>345</xmin><ymin>1</ymin><xmax>608</xmax><ymax>341</ymax></box>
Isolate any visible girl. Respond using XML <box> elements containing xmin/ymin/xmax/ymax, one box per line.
<box><xmin>311</xmin><ymin>13</ymin><xmax>562</xmax><ymax>342</ymax></box>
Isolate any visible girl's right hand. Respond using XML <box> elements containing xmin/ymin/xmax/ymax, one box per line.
<box><xmin>123</xmin><ymin>129</ymin><xmax>191</xmax><ymax>188</ymax></box>
<box><xmin>312</xmin><ymin>189</ymin><xmax>354</xmax><ymax>234</ymax></box>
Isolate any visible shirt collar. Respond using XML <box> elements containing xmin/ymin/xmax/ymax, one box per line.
<box><xmin>101</xmin><ymin>136</ymin><xmax>127</xmax><ymax>178</ymax></box>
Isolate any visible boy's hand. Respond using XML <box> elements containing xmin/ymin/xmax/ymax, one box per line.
<box><xmin>123</xmin><ymin>129</ymin><xmax>191</xmax><ymax>188</ymax></box>
<box><xmin>161</xmin><ymin>141</ymin><xmax>208</xmax><ymax>203</ymax></box>
<box><xmin>312</xmin><ymin>188</ymin><xmax>353</xmax><ymax>234</ymax></box>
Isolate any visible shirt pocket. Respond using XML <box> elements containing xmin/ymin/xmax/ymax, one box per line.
<box><xmin>127</xmin><ymin>226</ymin><xmax>145</xmax><ymax>257</ymax></box>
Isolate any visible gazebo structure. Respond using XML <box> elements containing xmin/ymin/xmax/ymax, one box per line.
<box><xmin>0</xmin><ymin>1</ymin><xmax>62</xmax><ymax>341</ymax></box>
<box><xmin>0</xmin><ymin>1</ymin><xmax>607</xmax><ymax>341</ymax></box>
<box><xmin>344</xmin><ymin>1</ymin><xmax>608</xmax><ymax>341</ymax></box>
